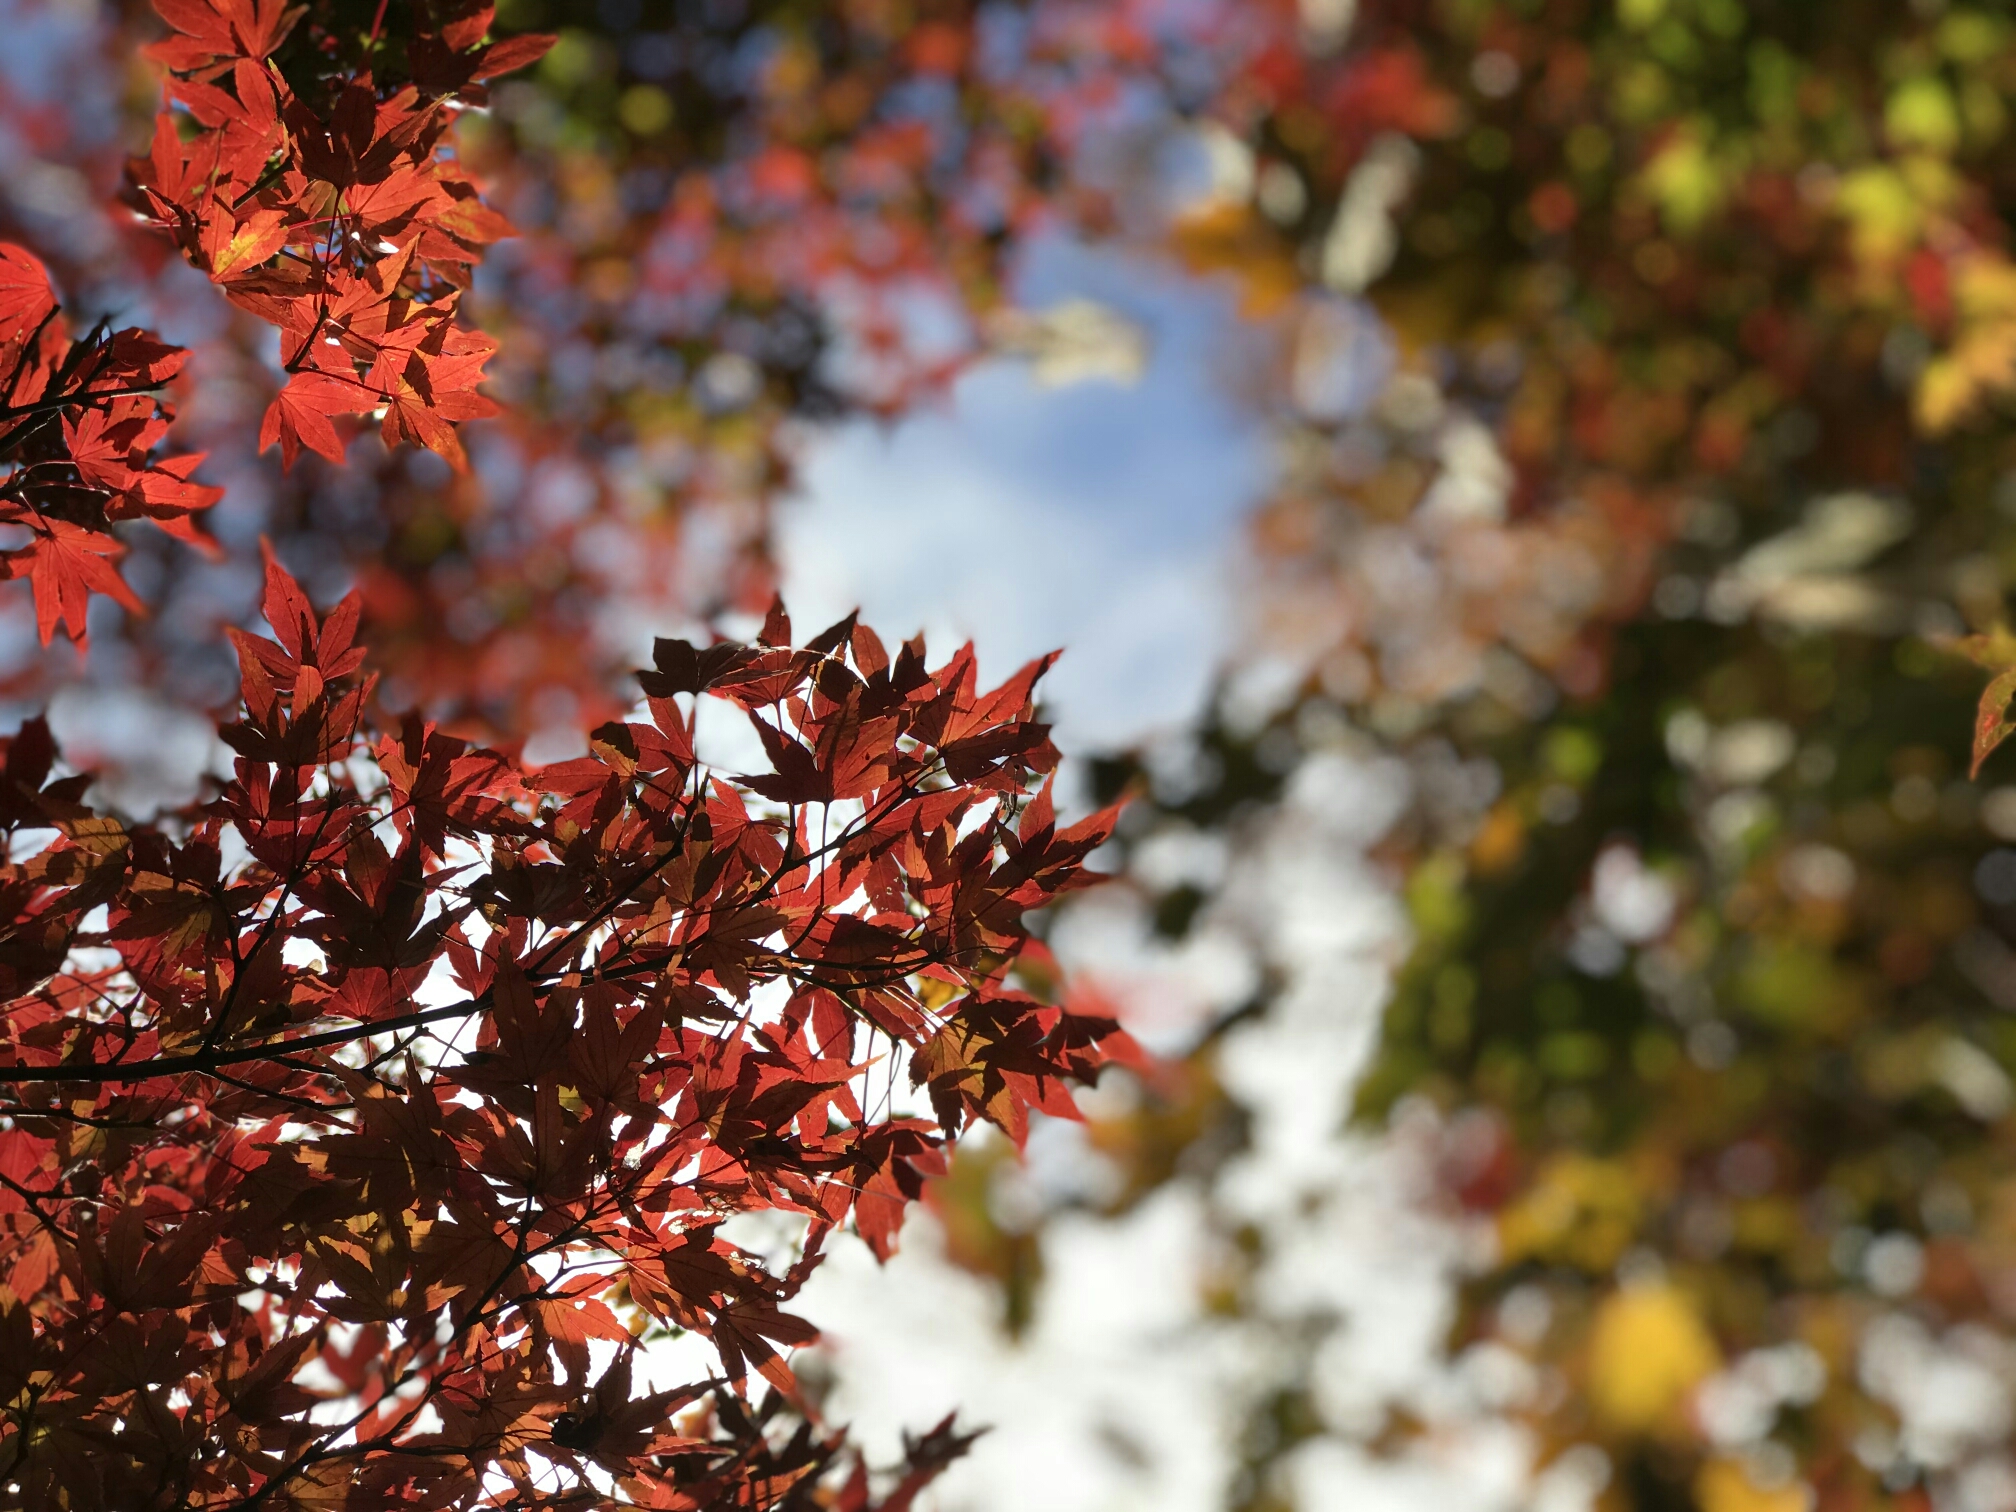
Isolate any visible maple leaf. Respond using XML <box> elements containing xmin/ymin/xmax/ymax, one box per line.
<box><xmin>147</xmin><ymin>0</ymin><xmax>299</xmax><ymax>72</ymax></box>
<box><xmin>61</xmin><ymin>401</ymin><xmax>153</xmax><ymax>491</ymax></box>
<box><xmin>199</xmin><ymin>202</ymin><xmax>289</xmax><ymax>281</ymax></box>
<box><xmin>848</xmin><ymin>1121</ymin><xmax>946</xmax><ymax>1259</ymax></box>
<box><xmin>129</xmin><ymin>454</ymin><xmax>226</xmax><ymax>540</ymax></box>
<box><xmin>1</xmin><ymin>520</ymin><xmax>144</xmax><ymax>649</ymax></box>
<box><xmin>0</xmin><ymin>243</ymin><xmax>55</xmax><ymax>349</ymax></box>
<box><xmin>879</xmin><ymin>1416</ymin><xmax>990</xmax><ymax>1512</ymax></box>
<box><xmin>260</xmin><ymin>368</ymin><xmax>370</xmax><ymax>467</ymax></box>
<box><xmin>473</xmin><ymin>33</ymin><xmax>560</xmax><ymax>79</ymax></box>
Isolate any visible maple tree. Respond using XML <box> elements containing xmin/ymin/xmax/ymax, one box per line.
<box><xmin>0</xmin><ymin>548</ymin><xmax>1133</xmax><ymax>1506</ymax></box>
<box><xmin>0</xmin><ymin>6</ymin><xmax>1150</xmax><ymax>1498</ymax></box>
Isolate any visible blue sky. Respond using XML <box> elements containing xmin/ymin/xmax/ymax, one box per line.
<box><xmin>778</xmin><ymin>237</ymin><xmax>1272</xmax><ymax>755</ymax></box>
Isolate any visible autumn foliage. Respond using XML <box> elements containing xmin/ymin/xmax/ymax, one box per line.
<box><xmin>129</xmin><ymin>0</ymin><xmax>554</xmax><ymax>472</ymax></box>
<box><xmin>0</xmin><ymin>0</ymin><xmax>561</xmax><ymax>661</ymax></box>
<box><xmin>44</xmin><ymin>0</ymin><xmax>2016</xmax><ymax>1507</ymax></box>
<box><xmin>0</xmin><ymin>545</ymin><xmax>1132</xmax><ymax>1505</ymax></box>
<box><xmin>0</xmin><ymin>27</ymin><xmax>1141</xmax><ymax>1482</ymax></box>
<box><xmin>1054</xmin><ymin>4</ymin><xmax>2016</xmax><ymax>1508</ymax></box>
<box><xmin>0</xmin><ymin>30</ymin><xmax>1139</xmax><ymax>1508</ymax></box>
<box><xmin>0</xmin><ymin>244</ymin><xmax>219</xmax><ymax>649</ymax></box>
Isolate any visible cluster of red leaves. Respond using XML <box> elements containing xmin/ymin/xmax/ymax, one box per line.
<box><xmin>0</xmin><ymin>552</ymin><xmax>1132</xmax><ymax>1508</ymax></box>
<box><xmin>0</xmin><ymin>0</ymin><xmax>1224</xmax><ymax>729</ymax></box>
<box><xmin>128</xmin><ymin>0</ymin><xmax>553</xmax><ymax>471</ymax></box>
<box><xmin>0</xmin><ymin>243</ymin><xmax>220</xmax><ymax>649</ymax></box>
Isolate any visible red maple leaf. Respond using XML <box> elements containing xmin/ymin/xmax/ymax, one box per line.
<box><xmin>0</xmin><ymin>243</ymin><xmax>55</xmax><ymax>349</ymax></box>
<box><xmin>1</xmin><ymin>520</ymin><xmax>144</xmax><ymax>648</ymax></box>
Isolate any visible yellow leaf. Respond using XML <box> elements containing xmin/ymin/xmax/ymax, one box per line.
<box><xmin>1951</xmin><ymin>623</ymin><xmax>2016</xmax><ymax>671</ymax></box>
<box><xmin>57</xmin><ymin>814</ymin><xmax>129</xmax><ymax>856</ymax></box>
<box><xmin>1955</xmin><ymin>253</ymin><xmax>2016</xmax><ymax>319</ymax></box>
<box><xmin>1585</xmin><ymin>1282</ymin><xmax>1720</xmax><ymax>1433</ymax></box>
<box><xmin>1169</xmin><ymin>203</ymin><xmax>1302</xmax><ymax>317</ymax></box>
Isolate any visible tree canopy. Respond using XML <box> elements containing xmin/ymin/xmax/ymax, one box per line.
<box><xmin>14</xmin><ymin>1</ymin><xmax>2016</xmax><ymax>1509</ymax></box>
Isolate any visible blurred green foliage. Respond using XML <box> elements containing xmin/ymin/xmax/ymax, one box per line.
<box><xmin>1057</xmin><ymin>2</ymin><xmax>2016</xmax><ymax>1508</ymax></box>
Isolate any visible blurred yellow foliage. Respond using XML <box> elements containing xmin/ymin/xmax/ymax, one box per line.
<box><xmin>1886</xmin><ymin>76</ymin><xmax>1962</xmax><ymax>154</ymax></box>
<box><xmin>1920</xmin><ymin>255</ymin><xmax>2016</xmax><ymax>432</ymax></box>
<box><xmin>1640</xmin><ymin>126</ymin><xmax>1725</xmax><ymax>232</ymax></box>
<box><xmin>1694</xmin><ymin>1457</ymin><xmax>1813</xmax><ymax>1512</ymax></box>
<box><xmin>1169</xmin><ymin>204</ymin><xmax>1302</xmax><ymax>317</ymax></box>
<box><xmin>1498</xmin><ymin>1153</ymin><xmax>1642</xmax><ymax>1270</ymax></box>
<box><xmin>1406</xmin><ymin>851</ymin><xmax>1472</xmax><ymax>947</ymax></box>
<box><xmin>1733</xmin><ymin>943</ymin><xmax>1846</xmax><ymax>1033</ymax></box>
<box><xmin>1834</xmin><ymin>165</ymin><xmax>1925</xmax><ymax>266</ymax></box>
<box><xmin>1469</xmin><ymin>802</ymin><xmax>1526</xmax><ymax>874</ymax></box>
<box><xmin>1586</xmin><ymin>1283</ymin><xmax>1721</xmax><ymax>1434</ymax></box>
